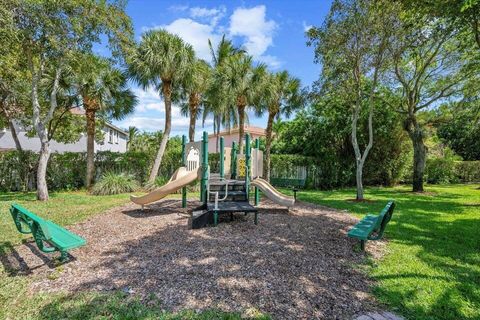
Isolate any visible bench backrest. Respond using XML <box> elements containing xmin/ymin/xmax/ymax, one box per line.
<box><xmin>10</xmin><ymin>204</ymin><xmax>45</xmax><ymax>234</ymax></box>
<box><xmin>369</xmin><ymin>200</ymin><xmax>395</xmax><ymax>240</ymax></box>
<box><xmin>9</xmin><ymin>204</ymin><xmax>55</xmax><ymax>252</ymax></box>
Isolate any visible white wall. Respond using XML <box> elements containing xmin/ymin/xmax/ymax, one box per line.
<box><xmin>0</xmin><ymin>126</ymin><xmax>127</xmax><ymax>153</ymax></box>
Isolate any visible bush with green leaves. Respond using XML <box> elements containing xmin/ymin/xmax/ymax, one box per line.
<box><xmin>92</xmin><ymin>172</ymin><xmax>140</xmax><ymax>195</ymax></box>
<box><xmin>426</xmin><ymin>149</ymin><xmax>462</xmax><ymax>184</ymax></box>
<box><xmin>455</xmin><ymin>161</ymin><xmax>480</xmax><ymax>183</ymax></box>
<box><xmin>144</xmin><ymin>175</ymin><xmax>170</xmax><ymax>192</ymax></box>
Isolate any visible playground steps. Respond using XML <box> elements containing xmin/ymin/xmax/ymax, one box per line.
<box><xmin>189</xmin><ymin>178</ymin><xmax>258</xmax><ymax>229</ymax></box>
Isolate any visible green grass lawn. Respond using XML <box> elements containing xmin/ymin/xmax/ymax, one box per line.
<box><xmin>281</xmin><ymin>184</ymin><xmax>480</xmax><ymax>320</ymax></box>
<box><xmin>2</xmin><ymin>186</ymin><xmax>479</xmax><ymax>319</ymax></box>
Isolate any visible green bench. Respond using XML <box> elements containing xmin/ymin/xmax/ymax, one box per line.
<box><xmin>347</xmin><ymin>200</ymin><xmax>395</xmax><ymax>250</ymax></box>
<box><xmin>9</xmin><ymin>203</ymin><xmax>86</xmax><ymax>262</ymax></box>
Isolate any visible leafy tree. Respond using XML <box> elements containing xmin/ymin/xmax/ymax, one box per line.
<box><xmin>436</xmin><ymin>102</ymin><xmax>480</xmax><ymax>160</ymax></box>
<box><xmin>259</xmin><ymin>71</ymin><xmax>303</xmax><ymax>181</ymax></box>
<box><xmin>128</xmin><ymin>29</ymin><xmax>194</xmax><ymax>183</ymax></box>
<box><xmin>180</xmin><ymin>59</ymin><xmax>211</xmax><ymax>142</ymax></box>
<box><xmin>307</xmin><ymin>0</ymin><xmax>395</xmax><ymax>200</ymax></box>
<box><xmin>403</xmin><ymin>0</ymin><xmax>480</xmax><ymax>51</ymax></box>
<box><xmin>214</xmin><ymin>54</ymin><xmax>268</xmax><ymax>153</ymax></box>
<box><xmin>11</xmin><ymin>0</ymin><xmax>133</xmax><ymax>200</ymax></box>
<box><xmin>205</xmin><ymin>35</ymin><xmax>244</xmax><ymax>151</ymax></box>
<box><xmin>386</xmin><ymin>9</ymin><xmax>477</xmax><ymax>192</ymax></box>
<box><xmin>127</xmin><ymin>126</ymin><xmax>139</xmax><ymax>150</ymax></box>
<box><xmin>71</xmin><ymin>53</ymin><xmax>137</xmax><ymax>190</ymax></box>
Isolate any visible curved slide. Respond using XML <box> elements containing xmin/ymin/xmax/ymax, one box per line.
<box><xmin>130</xmin><ymin>167</ymin><xmax>200</xmax><ymax>206</ymax></box>
<box><xmin>251</xmin><ymin>178</ymin><xmax>295</xmax><ymax>208</ymax></box>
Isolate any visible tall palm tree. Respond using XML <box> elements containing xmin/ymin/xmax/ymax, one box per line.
<box><xmin>73</xmin><ymin>54</ymin><xmax>137</xmax><ymax>190</ymax></box>
<box><xmin>205</xmin><ymin>36</ymin><xmax>244</xmax><ymax>152</ymax></box>
<box><xmin>180</xmin><ymin>59</ymin><xmax>211</xmax><ymax>142</ymax></box>
<box><xmin>128</xmin><ymin>29</ymin><xmax>194</xmax><ymax>183</ymax></box>
<box><xmin>127</xmin><ymin>126</ymin><xmax>139</xmax><ymax>150</ymax></box>
<box><xmin>215</xmin><ymin>54</ymin><xmax>268</xmax><ymax>153</ymax></box>
<box><xmin>260</xmin><ymin>71</ymin><xmax>303</xmax><ymax>181</ymax></box>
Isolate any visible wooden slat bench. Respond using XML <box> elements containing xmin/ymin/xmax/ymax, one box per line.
<box><xmin>9</xmin><ymin>203</ymin><xmax>86</xmax><ymax>262</ymax></box>
<box><xmin>348</xmin><ymin>201</ymin><xmax>395</xmax><ymax>250</ymax></box>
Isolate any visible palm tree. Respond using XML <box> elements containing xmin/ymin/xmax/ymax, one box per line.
<box><xmin>205</xmin><ymin>36</ymin><xmax>244</xmax><ymax>152</ymax></box>
<box><xmin>215</xmin><ymin>54</ymin><xmax>268</xmax><ymax>153</ymax></box>
<box><xmin>127</xmin><ymin>126</ymin><xmax>139</xmax><ymax>150</ymax></box>
<box><xmin>72</xmin><ymin>54</ymin><xmax>137</xmax><ymax>190</ymax></box>
<box><xmin>180</xmin><ymin>59</ymin><xmax>211</xmax><ymax>142</ymax></box>
<box><xmin>260</xmin><ymin>71</ymin><xmax>303</xmax><ymax>181</ymax></box>
<box><xmin>128</xmin><ymin>29</ymin><xmax>194</xmax><ymax>183</ymax></box>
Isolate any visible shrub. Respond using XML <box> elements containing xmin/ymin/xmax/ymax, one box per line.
<box><xmin>144</xmin><ymin>176</ymin><xmax>170</xmax><ymax>192</ymax></box>
<box><xmin>92</xmin><ymin>172</ymin><xmax>140</xmax><ymax>195</ymax></box>
<box><xmin>455</xmin><ymin>161</ymin><xmax>480</xmax><ymax>183</ymax></box>
<box><xmin>426</xmin><ymin>149</ymin><xmax>462</xmax><ymax>184</ymax></box>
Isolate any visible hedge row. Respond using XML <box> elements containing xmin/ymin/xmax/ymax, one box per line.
<box><xmin>0</xmin><ymin>150</ymin><xmax>181</xmax><ymax>192</ymax></box>
<box><xmin>270</xmin><ymin>154</ymin><xmax>480</xmax><ymax>189</ymax></box>
<box><xmin>0</xmin><ymin>151</ymin><xmax>478</xmax><ymax>192</ymax></box>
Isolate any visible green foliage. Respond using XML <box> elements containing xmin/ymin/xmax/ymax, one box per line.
<box><xmin>92</xmin><ymin>172</ymin><xmax>139</xmax><ymax>195</ymax></box>
<box><xmin>454</xmin><ymin>161</ymin><xmax>480</xmax><ymax>183</ymax></box>
<box><xmin>144</xmin><ymin>175</ymin><xmax>170</xmax><ymax>192</ymax></box>
<box><xmin>272</xmin><ymin>93</ymin><xmax>411</xmax><ymax>188</ymax></box>
<box><xmin>426</xmin><ymin>150</ymin><xmax>462</xmax><ymax>184</ymax></box>
<box><xmin>436</xmin><ymin>104</ymin><xmax>480</xmax><ymax>160</ymax></box>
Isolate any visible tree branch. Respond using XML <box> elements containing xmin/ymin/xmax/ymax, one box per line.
<box><xmin>45</xmin><ymin>67</ymin><xmax>62</xmax><ymax>123</ymax></box>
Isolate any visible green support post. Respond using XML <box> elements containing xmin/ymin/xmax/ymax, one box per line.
<box><xmin>245</xmin><ymin>134</ymin><xmax>251</xmax><ymax>202</ymax></box>
<box><xmin>220</xmin><ymin>137</ymin><xmax>224</xmax><ymax>179</ymax></box>
<box><xmin>254</xmin><ymin>138</ymin><xmax>260</xmax><ymax>206</ymax></box>
<box><xmin>231</xmin><ymin>141</ymin><xmax>237</xmax><ymax>179</ymax></box>
<box><xmin>200</xmin><ymin>131</ymin><xmax>209</xmax><ymax>205</ymax></box>
<box><xmin>181</xmin><ymin>135</ymin><xmax>187</xmax><ymax>208</ymax></box>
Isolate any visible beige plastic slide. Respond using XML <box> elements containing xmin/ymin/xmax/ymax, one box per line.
<box><xmin>251</xmin><ymin>178</ymin><xmax>295</xmax><ymax>208</ymax></box>
<box><xmin>130</xmin><ymin>167</ymin><xmax>200</xmax><ymax>206</ymax></box>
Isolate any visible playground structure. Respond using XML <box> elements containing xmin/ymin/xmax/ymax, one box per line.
<box><xmin>130</xmin><ymin>131</ymin><xmax>295</xmax><ymax>228</ymax></box>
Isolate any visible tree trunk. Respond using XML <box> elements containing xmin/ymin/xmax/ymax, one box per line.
<box><xmin>264</xmin><ymin>111</ymin><xmax>276</xmax><ymax>182</ymax></box>
<box><xmin>188</xmin><ymin>93</ymin><xmax>198</xmax><ymax>142</ymax></box>
<box><xmin>8</xmin><ymin>120</ymin><xmax>22</xmax><ymax>151</ymax></box>
<box><xmin>355</xmin><ymin>163</ymin><xmax>364</xmax><ymax>200</ymax></box>
<box><xmin>36</xmin><ymin>139</ymin><xmax>51</xmax><ymax>201</ymax></box>
<box><xmin>0</xmin><ymin>102</ymin><xmax>23</xmax><ymax>151</ymax></box>
<box><xmin>410</xmin><ymin>125</ymin><xmax>426</xmax><ymax>192</ymax></box>
<box><xmin>85</xmin><ymin>106</ymin><xmax>96</xmax><ymax>190</ymax></box>
<box><xmin>148</xmin><ymin>82</ymin><xmax>172</xmax><ymax>183</ymax></box>
<box><xmin>237</xmin><ymin>101</ymin><xmax>246</xmax><ymax>153</ymax></box>
<box><xmin>214</xmin><ymin>115</ymin><xmax>220</xmax><ymax>153</ymax></box>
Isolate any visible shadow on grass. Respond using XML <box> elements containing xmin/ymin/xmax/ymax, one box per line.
<box><xmin>297</xmin><ymin>186</ymin><xmax>480</xmax><ymax>320</ymax></box>
<box><xmin>37</xmin><ymin>292</ymin><xmax>270</xmax><ymax>320</ymax></box>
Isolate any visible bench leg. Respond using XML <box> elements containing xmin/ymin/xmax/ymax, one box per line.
<box><xmin>254</xmin><ymin>212</ymin><xmax>258</xmax><ymax>225</ymax></box>
<box><xmin>360</xmin><ymin>240</ymin><xmax>366</xmax><ymax>251</ymax></box>
<box><xmin>230</xmin><ymin>213</ymin><xmax>234</xmax><ymax>221</ymax></box>
<box><xmin>59</xmin><ymin>251</ymin><xmax>69</xmax><ymax>263</ymax></box>
<box><xmin>213</xmin><ymin>211</ymin><xmax>218</xmax><ymax>227</ymax></box>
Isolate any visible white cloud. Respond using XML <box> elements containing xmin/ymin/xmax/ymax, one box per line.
<box><xmin>229</xmin><ymin>5</ymin><xmax>277</xmax><ymax>57</ymax></box>
<box><xmin>120</xmin><ymin>86</ymin><xmax>214</xmax><ymax>133</ymax></box>
<box><xmin>189</xmin><ymin>6</ymin><xmax>226</xmax><ymax>26</ymax></box>
<box><xmin>168</xmin><ymin>5</ymin><xmax>188</xmax><ymax>12</ymax></box>
<box><xmin>257</xmin><ymin>55</ymin><xmax>282</xmax><ymax>70</ymax></box>
<box><xmin>147</xmin><ymin>18</ymin><xmax>221</xmax><ymax>62</ymax></box>
<box><xmin>141</xmin><ymin>5</ymin><xmax>281</xmax><ymax>68</ymax></box>
<box><xmin>302</xmin><ymin>21</ymin><xmax>313</xmax><ymax>32</ymax></box>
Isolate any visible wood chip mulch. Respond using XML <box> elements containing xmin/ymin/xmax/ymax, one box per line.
<box><xmin>5</xmin><ymin>199</ymin><xmax>385</xmax><ymax>319</ymax></box>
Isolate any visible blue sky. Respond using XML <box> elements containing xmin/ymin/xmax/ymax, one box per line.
<box><xmin>114</xmin><ymin>0</ymin><xmax>331</xmax><ymax>139</ymax></box>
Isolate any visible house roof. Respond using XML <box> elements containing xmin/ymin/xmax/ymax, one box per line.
<box><xmin>69</xmin><ymin>107</ymin><xmax>127</xmax><ymax>135</ymax></box>
<box><xmin>208</xmin><ymin>125</ymin><xmax>266</xmax><ymax>138</ymax></box>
